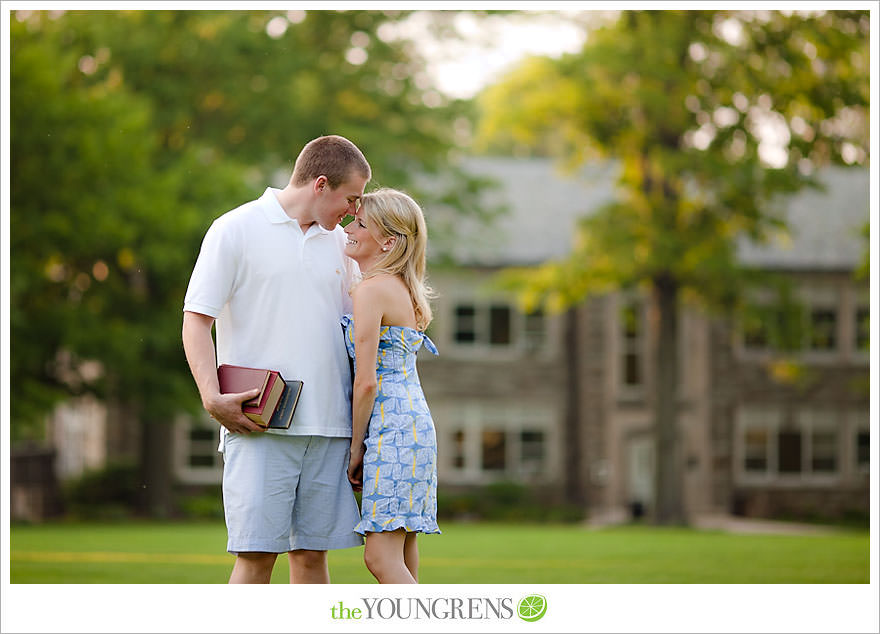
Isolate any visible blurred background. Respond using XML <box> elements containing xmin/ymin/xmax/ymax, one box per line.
<box><xmin>7</xmin><ymin>8</ymin><xmax>871</xmax><ymax>530</ymax></box>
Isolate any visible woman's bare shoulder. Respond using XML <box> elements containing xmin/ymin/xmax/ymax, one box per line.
<box><xmin>354</xmin><ymin>273</ymin><xmax>400</xmax><ymax>298</ymax></box>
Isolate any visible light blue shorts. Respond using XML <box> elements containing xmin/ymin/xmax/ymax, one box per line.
<box><xmin>221</xmin><ymin>433</ymin><xmax>363</xmax><ymax>554</ymax></box>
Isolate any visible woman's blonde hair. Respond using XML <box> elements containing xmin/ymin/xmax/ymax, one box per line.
<box><xmin>359</xmin><ymin>188</ymin><xmax>435</xmax><ymax>330</ymax></box>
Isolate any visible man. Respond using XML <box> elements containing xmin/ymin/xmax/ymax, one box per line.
<box><xmin>182</xmin><ymin>135</ymin><xmax>370</xmax><ymax>583</ymax></box>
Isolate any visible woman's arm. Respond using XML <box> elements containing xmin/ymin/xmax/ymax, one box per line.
<box><xmin>348</xmin><ymin>278</ymin><xmax>385</xmax><ymax>488</ymax></box>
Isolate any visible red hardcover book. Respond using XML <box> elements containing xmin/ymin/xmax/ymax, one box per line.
<box><xmin>217</xmin><ymin>364</ymin><xmax>285</xmax><ymax>427</ymax></box>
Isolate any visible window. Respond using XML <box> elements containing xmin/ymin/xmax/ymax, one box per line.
<box><xmin>174</xmin><ymin>416</ymin><xmax>223</xmax><ymax>484</ymax></box>
<box><xmin>744</xmin><ymin>428</ymin><xmax>769</xmax><ymax>473</ymax></box>
<box><xmin>808</xmin><ymin>308</ymin><xmax>837</xmax><ymax>351</ymax></box>
<box><xmin>742</xmin><ymin>306</ymin><xmax>774</xmax><ymax>350</ymax></box>
<box><xmin>523</xmin><ymin>309</ymin><xmax>546</xmax><ymax>350</ymax></box>
<box><xmin>489</xmin><ymin>305</ymin><xmax>512</xmax><ymax>345</ymax></box>
<box><xmin>777</xmin><ymin>429</ymin><xmax>802</xmax><ymax>474</ymax></box>
<box><xmin>855</xmin><ymin>307</ymin><xmax>869</xmax><ymax>352</ymax></box>
<box><xmin>451</xmin><ymin>430</ymin><xmax>465</xmax><ymax>469</ymax></box>
<box><xmin>454</xmin><ymin>305</ymin><xmax>476</xmax><ymax>343</ymax></box>
<box><xmin>188</xmin><ymin>428</ymin><xmax>218</xmax><ymax>468</ymax></box>
<box><xmin>444</xmin><ymin>404</ymin><xmax>554</xmax><ymax>482</ymax></box>
<box><xmin>738</xmin><ymin>407</ymin><xmax>841</xmax><ymax>482</ymax></box>
<box><xmin>520</xmin><ymin>430</ymin><xmax>546</xmax><ymax>474</ymax></box>
<box><xmin>856</xmin><ymin>430</ymin><xmax>869</xmax><ymax>472</ymax></box>
<box><xmin>451</xmin><ymin>301</ymin><xmax>544</xmax><ymax>349</ymax></box>
<box><xmin>811</xmin><ymin>429</ymin><xmax>837</xmax><ymax>473</ymax></box>
<box><xmin>481</xmin><ymin>430</ymin><xmax>506</xmax><ymax>470</ymax></box>
<box><xmin>621</xmin><ymin>302</ymin><xmax>644</xmax><ymax>388</ymax></box>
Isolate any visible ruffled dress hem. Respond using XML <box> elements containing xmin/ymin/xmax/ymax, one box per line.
<box><xmin>354</xmin><ymin>518</ymin><xmax>442</xmax><ymax>536</ymax></box>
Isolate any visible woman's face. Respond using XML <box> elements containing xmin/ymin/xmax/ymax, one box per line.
<box><xmin>343</xmin><ymin>210</ymin><xmax>385</xmax><ymax>267</ymax></box>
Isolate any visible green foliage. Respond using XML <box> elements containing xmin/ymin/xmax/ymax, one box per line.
<box><xmin>11</xmin><ymin>13</ymin><xmax>250</xmax><ymax>438</ymax></box>
<box><xmin>62</xmin><ymin>462</ymin><xmax>140</xmax><ymax>519</ymax></box>
<box><xmin>438</xmin><ymin>482</ymin><xmax>585</xmax><ymax>523</ymax></box>
<box><xmin>9</xmin><ymin>9</ymin><xmax>482</xmax><ymax>444</ymax></box>
<box><xmin>481</xmin><ymin>10</ymin><xmax>869</xmax><ymax>315</ymax></box>
<box><xmin>176</xmin><ymin>488</ymin><xmax>224</xmax><ymax>520</ymax></box>
<box><xmin>478</xmin><ymin>10</ymin><xmax>869</xmax><ymax>525</ymax></box>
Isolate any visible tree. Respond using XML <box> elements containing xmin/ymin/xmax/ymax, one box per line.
<box><xmin>9</xmin><ymin>9</ymin><xmax>485</xmax><ymax>516</ymax></box>
<box><xmin>10</xmin><ymin>14</ymin><xmax>255</xmax><ymax>515</ymax></box>
<box><xmin>475</xmin><ymin>10</ymin><xmax>869</xmax><ymax>524</ymax></box>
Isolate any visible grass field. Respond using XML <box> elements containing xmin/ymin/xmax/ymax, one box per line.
<box><xmin>9</xmin><ymin>520</ymin><xmax>869</xmax><ymax>584</ymax></box>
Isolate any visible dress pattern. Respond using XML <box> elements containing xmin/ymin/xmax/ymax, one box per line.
<box><xmin>342</xmin><ymin>313</ymin><xmax>441</xmax><ymax>535</ymax></box>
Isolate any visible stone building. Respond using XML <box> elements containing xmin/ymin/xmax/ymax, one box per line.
<box><xmin>36</xmin><ymin>157</ymin><xmax>870</xmax><ymax>523</ymax></box>
<box><xmin>416</xmin><ymin>157</ymin><xmax>870</xmax><ymax>522</ymax></box>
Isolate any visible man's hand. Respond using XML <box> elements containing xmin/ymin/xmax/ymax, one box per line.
<box><xmin>205</xmin><ymin>388</ymin><xmax>265</xmax><ymax>434</ymax></box>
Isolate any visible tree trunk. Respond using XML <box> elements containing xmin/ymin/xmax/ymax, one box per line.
<box><xmin>138</xmin><ymin>416</ymin><xmax>174</xmax><ymax>518</ymax></box>
<box><xmin>564</xmin><ymin>306</ymin><xmax>586</xmax><ymax>506</ymax></box>
<box><xmin>652</xmin><ymin>275</ymin><xmax>686</xmax><ymax>525</ymax></box>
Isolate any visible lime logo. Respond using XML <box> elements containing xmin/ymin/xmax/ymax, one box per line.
<box><xmin>517</xmin><ymin>594</ymin><xmax>547</xmax><ymax>622</ymax></box>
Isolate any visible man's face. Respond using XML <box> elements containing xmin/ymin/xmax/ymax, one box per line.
<box><xmin>316</xmin><ymin>174</ymin><xmax>368</xmax><ymax>230</ymax></box>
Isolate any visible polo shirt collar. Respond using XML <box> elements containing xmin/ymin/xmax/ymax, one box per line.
<box><xmin>260</xmin><ymin>187</ymin><xmax>294</xmax><ymax>224</ymax></box>
<box><xmin>259</xmin><ymin>187</ymin><xmax>332</xmax><ymax>236</ymax></box>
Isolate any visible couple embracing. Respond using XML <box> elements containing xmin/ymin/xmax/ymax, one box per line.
<box><xmin>182</xmin><ymin>135</ymin><xmax>439</xmax><ymax>584</ymax></box>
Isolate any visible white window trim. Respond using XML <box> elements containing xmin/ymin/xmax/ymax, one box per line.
<box><xmin>735</xmin><ymin>406</ymin><xmax>843</xmax><ymax>487</ymax></box>
<box><xmin>173</xmin><ymin>414</ymin><xmax>223</xmax><ymax>485</ymax></box>
<box><xmin>446</xmin><ymin>298</ymin><xmax>550</xmax><ymax>360</ymax></box>
<box><xmin>615</xmin><ymin>294</ymin><xmax>648</xmax><ymax>400</ymax></box>
<box><xmin>852</xmin><ymin>412</ymin><xmax>870</xmax><ymax>476</ymax></box>
<box><xmin>441</xmin><ymin>402</ymin><xmax>558</xmax><ymax>485</ymax></box>
<box><xmin>735</xmin><ymin>284</ymin><xmax>863</xmax><ymax>364</ymax></box>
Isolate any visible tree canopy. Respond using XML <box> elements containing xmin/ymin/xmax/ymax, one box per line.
<box><xmin>479</xmin><ymin>9</ymin><xmax>869</xmax><ymax>312</ymax></box>
<box><xmin>9</xmin><ymin>9</ymin><xmax>481</xmax><ymax>441</ymax></box>
<box><xmin>475</xmin><ymin>9</ymin><xmax>869</xmax><ymax>524</ymax></box>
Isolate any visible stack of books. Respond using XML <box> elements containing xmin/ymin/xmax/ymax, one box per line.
<box><xmin>217</xmin><ymin>364</ymin><xmax>303</xmax><ymax>429</ymax></box>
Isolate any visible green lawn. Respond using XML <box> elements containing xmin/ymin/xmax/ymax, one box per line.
<box><xmin>9</xmin><ymin>520</ymin><xmax>869</xmax><ymax>584</ymax></box>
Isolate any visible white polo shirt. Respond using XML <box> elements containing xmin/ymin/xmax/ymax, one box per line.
<box><xmin>184</xmin><ymin>187</ymin><xmax>359</xmax><ymax>440</ymax></box>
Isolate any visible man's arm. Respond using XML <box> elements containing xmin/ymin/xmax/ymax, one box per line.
<box><xmin>182</xmin><ymin>310</ymin><xmax>264</xmax><ymax>434</ymax></box>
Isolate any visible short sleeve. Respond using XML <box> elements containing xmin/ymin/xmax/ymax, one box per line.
<box><xmin>183</xmin><ymin>216</ymin><xmax>240</xmax><ymax>317</ymax></box>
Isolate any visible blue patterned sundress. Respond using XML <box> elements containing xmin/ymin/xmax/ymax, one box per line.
<box><xmin>341</xmin><ymin>313</ymin><xmax>441</xmax><ymax>535</ymax></box>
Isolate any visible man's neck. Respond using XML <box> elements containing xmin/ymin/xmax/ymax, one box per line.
<box><xmin>274</xmin><ymin>185</ymin><xmax>316</xmax><ymax>232</ymax></box>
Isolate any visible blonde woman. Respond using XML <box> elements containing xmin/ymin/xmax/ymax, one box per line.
<box><xmin>342</xmin><ymin>188</ymin><xmax>440</xmax><ymax>584</ymax></box>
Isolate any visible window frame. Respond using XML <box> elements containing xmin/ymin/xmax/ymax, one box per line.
<box><xmin>173</xmin><ymin>414</ymin><xmax>223</xmax><ymax>485</ymax></box>
<box><xmin>736</xmin><ymin>406</ymin><xmax>843</xmax><ymax>486</ymax></box>
<box><xmin>449</xmin><ymin>299</ymin><xmax>547</xmax><ymax>356</ymax></box>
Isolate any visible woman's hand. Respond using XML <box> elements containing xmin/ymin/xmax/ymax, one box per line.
<box><xmin>348</xmin><ymin>443</ymin><xmax>365</xmax><ymax>492</ymax></box>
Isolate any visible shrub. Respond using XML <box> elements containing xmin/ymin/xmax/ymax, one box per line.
<box><xmin>438</xmin><ymin>482</ymin><xmax>585</xmax><ymax>523</ymax></box>
<box><xmin>176</xmin><ymin>488</ymin><xmax>224</xmax><ymax>520</ymax></box>
<box><xmin>63</xmin><ymin>461</ymin><xmax>139</xmax><ymax>519</ymax></box>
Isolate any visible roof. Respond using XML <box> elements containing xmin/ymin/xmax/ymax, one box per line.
<box><xmin>431</xmin><ymin>157</ymin><xmax>617</xmax><ymax>266</ymax></box>
<box><xmin>437</xmin><ymin>157</ymin><xmax>869</xmax><ymax>271</ymax></box>
<box><xmin>736</xmin><ymin>167</ymin><xmax>870</xmax><ymax>270</ymax></box>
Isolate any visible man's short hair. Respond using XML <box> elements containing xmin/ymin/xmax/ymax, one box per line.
<box><xmin>291</xmin><ymin>135</ymin><xmax>371</xmax><ymax>189</ymax></box>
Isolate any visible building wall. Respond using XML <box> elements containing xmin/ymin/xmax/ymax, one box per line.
<box><xmin>717</xmin><ymin>270</ymin><xmax>870</xmax><ymax>520</ymax></box>
<box><xmin>419</xmin><ymin>268</ymin><xmax>568</xmax><ymax>495</ymax></box>
<box><xmin>161</xmin><ymin>158</ymin><xmax>870</xmax><ymax>524</ymax></box>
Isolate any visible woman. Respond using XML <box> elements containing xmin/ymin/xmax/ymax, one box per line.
<box><xmin>342</xmin><ymin>188</ymin><xmax>440</xmax><ymax>584</ymax></box>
